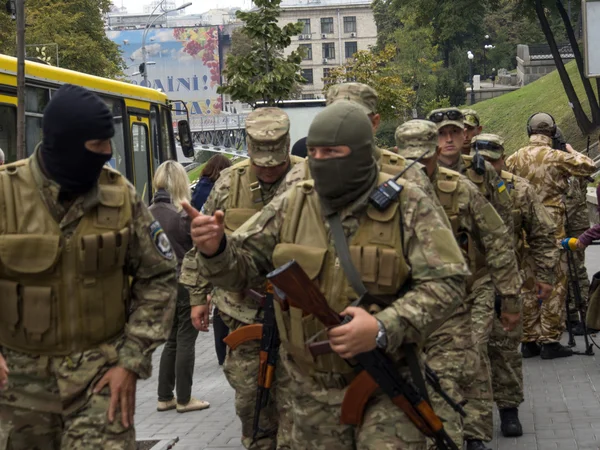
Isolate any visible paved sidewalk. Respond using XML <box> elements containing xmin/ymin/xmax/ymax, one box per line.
<box><xmin>135</xmin><ymin>247</ymin><xmax>600</xmax><ymax>450</ymax></box>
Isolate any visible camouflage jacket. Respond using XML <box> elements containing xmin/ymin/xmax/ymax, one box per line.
<box><xmin>503</xmin><ymin>171</ymin><xmax>558</xmax><ymax>285</ymax></box>
<box><xmin>434</xmin><ymin>166</ymin><xmax>522</xmax><ymax>313</ymax></box>
<box><xmin>440</xmin><ymin>155</ymin><xmax>515</xmax><ymax>237</ymax></box>
<box><xmin>565</xmin><ymin>176</ymin><xmax>590</xmax><ymax>235</ymax></box>
<box><xmin>505</xmin><ymin>135</ymin><xmax>596</xmax><ymax>211</ymax></box>
<box><xmin>0</xmin><ymin>152</ymin><xmax>177</xmax><ymax>380</ymax></box>
<box><xmin>180</xmin><ymin>157</ymin><xmax>308</xmax><ymax>324</ymax></box>
<box><xmin>196</xmin><ymin>174</ymin><xmax>470</xmax><ymax>354</ymax></box>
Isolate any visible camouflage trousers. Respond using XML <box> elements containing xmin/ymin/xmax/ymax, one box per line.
<box><xmin>0</xmin><ymin>343</ymin><xmax>135</xmax><ymax>450</ymax></box>
<box><xmin>424</xmin><ymin>302</ymin><xmax>476</xmax><ymax>447</ymax></box>
<box><xmin>462</xmin><ymin>276</ymin><xmax>495</xmax><ymax>443</ymax></box>
<box><xmin>282</xmin><ymin>352</ymin><xmax>426</xmax><ymax>450</ymax></box>
<box><xmin>488</xmin><ymin>303</ymin><xmax>524</xmax><ymax>410</ymax></box>
<box><xmin>522</xmin><ymin>250</ymin><xmax>568</xmax><ymax>344</ymax></box>
<box><xmin>222</xmin><ymin>315</ymin><xmax>292</xmax><ymax>450</ymax></box>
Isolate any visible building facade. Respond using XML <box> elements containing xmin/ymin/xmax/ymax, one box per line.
<box><xmin>278</xmin><ymin>0</ymin><xmax>376</xmax><ymax>99</ymax></box>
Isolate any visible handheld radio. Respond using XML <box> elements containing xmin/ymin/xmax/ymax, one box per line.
<box><xmin>472</xmin><ymin>141</ymin><xmax>487</xmax><ymax>176</ymax></box>
<box><xmin>369</xmin><ymin>149</ymin><xmax>432</xmax><ymax>211</ymax></box>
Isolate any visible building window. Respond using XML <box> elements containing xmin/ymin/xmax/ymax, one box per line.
<box><xmin>299</xmin><ymin>44</ymin><xmax>312</xmax><ymax>60</ymax></box>
<box><xmin>345</xmin><ymin>41</ymin><xmax>358</xmax><ymax>59</ymax></box>
<box><xmin>343</xmin><ymin>16</ymin><xmax>356</xmax><ymax>33</ymax></box>
<box><xmin>302</xmin><ymin>69</ymin><xmax>314</xmax><ymax>84</ymax></box>
<box><xmin>321</xmin><ymin>17</ymin><xmax>334</xmax><ymax>34</ymax></box>
<box><xmin>298</xmin><ymin>18</ymin><xmax>311</xmax><ymax>35</ymax></box>
<box><xmin>322</xmin><ymin>68</ymin><xmax>333</xmax><ymax>85</ymax></box>
<box><xmin>302</xmin><ymin>94</ymin><xmax>315</xmax><ymax>100</ymax></box>
<box><xmin>322</xmin><ymin>43</ymin><xmax>335</xmax><ymax>60</ymax></box>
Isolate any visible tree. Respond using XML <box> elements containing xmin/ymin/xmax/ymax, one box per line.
<box><xmin>217</xmin><ymin>0</ymin><xmax>305</xmax><ymax>108</ymax></box>
<box><xmin>322</xmin><ymin>45</ymin><xmax>415</xmax><ymax>121</ymax></box>
<box><xmin>393</xmin><ymin>16</ymin><xmax>444</xmax><ymax>115</ymax></box>
<box><xmin>0</xmin><ymin>0</ymin><xmax>124</xmax><ymax>78</ymax></box>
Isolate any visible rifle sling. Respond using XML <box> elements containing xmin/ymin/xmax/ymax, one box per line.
<box><xmin>326</xmin><ymin>213</ymin><xmax>430</xmax><ymax>403</ymax></box>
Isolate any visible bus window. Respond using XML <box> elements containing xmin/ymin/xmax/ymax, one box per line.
<box><xmin>25</xmin><ymin>86</ymin><xmax>49</xmax><ymax>157</ymax></box>
<box><xmin>160</xmin><ymin>107</ymin><xmax>175</xmax><ymax>161</ymax></box>
<box><xmin>0</xmin><ymin>105</ymin><xmax>16</xmax><ymax>162</ymax></box>
<box><xmin>102</xmin><ymin>97</ymin><xmax>128</xmax><ymax>178</ymax></box>
<box><xmin>150</xmin><ymin>106</ymin><xmax>161</xmax><ymax>172</ymax></box>
<box><xmin>131</xmin><ymin>122</ymin><xmax>151</xmax><ymax>204</ymax></box>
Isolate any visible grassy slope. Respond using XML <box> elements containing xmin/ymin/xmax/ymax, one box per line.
<box><xmin>471</xmin><ymin>61</ymin><xmax>599</xmax><ymax>155</ymax></box>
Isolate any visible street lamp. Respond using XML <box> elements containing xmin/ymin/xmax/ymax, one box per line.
<box><xmin>467</xmin><ymin>51</ymin><xmax>475</xmax><ymax>105</ymax></box>
<box><xmin>142</xmin><ymin>1</ymin><xmax>192</xmax><ymax>87</ymax></box>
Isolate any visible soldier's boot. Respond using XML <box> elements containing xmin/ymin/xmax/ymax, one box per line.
<box><xmin>466</xmin><ymin>439</ymin><xmax>491</xmax><ymax>450</ymax></box>
<box><xmin>540</xmin><ymin>342</ymin><xmax>573</xmax><ymax>359</ymax></box>
<box><xmin>499</xmin><ymin>407</ymin><xmax>523</xmax><ymax>437</ymax></box>
<box><xmin>521</xmin><ymin>342</ymin><xmax>541</xmax><ymax>358</ymax></box>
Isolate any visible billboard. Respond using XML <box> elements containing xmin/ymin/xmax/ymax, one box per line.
<box><xmin>107</xmin><ymin>26</ymin><xmax>222</xmax><ymax>125</ymax></box>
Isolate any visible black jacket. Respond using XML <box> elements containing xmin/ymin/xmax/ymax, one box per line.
<box><xmin>149</xmin><ymin>188</ymin><xmax>192</xmax><ymax>274</ymax></box>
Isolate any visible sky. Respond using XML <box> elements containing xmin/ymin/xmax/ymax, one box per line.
<box><xmin>118</xmin><ymin>0</ymin><xmax>249</xmax><ymax>14</ymax></box>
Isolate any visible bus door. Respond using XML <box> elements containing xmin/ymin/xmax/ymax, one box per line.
<box><xmin>129</xmin><ymin>114</ymin><xmax>152</xmax><ymax>204</ymax></box>
<box><xmin>0</xmin><ymin>94</ymin><xmax>17</xmax><ymax>163</ymax></box>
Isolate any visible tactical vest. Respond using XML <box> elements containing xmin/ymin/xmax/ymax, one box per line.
<box><xmin>461</xmin><ymin>155</ymin><xmax>487</xmax><ymax>196</ymax></box>
<box><xmin>435</xmin><ymin>167</ymin><xmax>485</xmax><ymax>287</ymax></box>
<box><xmin>501</xmin><ymin>170</ymin><xmax>524</xmax><ymax>260</ymax></box>
<box><xmin>224</xmin><ymin>155</ymin><xmax>305</xmax><ymax>234</ymax></box>
<box><xmin>271</xmin><ymin>172</ymin><xmax>410</xmax><ymax>374</ymax></box>
<box><xmin>0</xmin><ymin>158</ymin><xmax>132</xmax><ymax>356</ymax></box>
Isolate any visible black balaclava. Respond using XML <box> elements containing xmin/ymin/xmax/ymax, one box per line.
<box><xmin>40</xmin><ymin>84</ymin><xmax>115</xmax><ymax>195</ymax></box>
<box><xmin>306</xmin><ymin>100</ymin><xmax>377</xmax><ymax>215</ymax></box>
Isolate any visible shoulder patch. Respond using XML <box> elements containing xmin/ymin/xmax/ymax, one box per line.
<box><xmin>149</xmin><ymin>220</ymin><xmax>174</xmax><ymax>260</ymax></box>
<box><xmin>497</xmin><ymin>180</ymin><xmax>506</xmax><ymax>194</ymax></box>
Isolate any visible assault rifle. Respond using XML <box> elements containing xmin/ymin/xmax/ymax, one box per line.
<box><xmin>563</xmin><ymin>213</ymin><xmax>594</xmax><ymax>356</ymax></box>
<box><xmin>222</xmin><ymin>286</ymin><xmax>280</xmax><ymax>446</ymax></box>
<box><xmin>266</xmin><ymin>260</ymin><xmax>459</xmax><ymax>450</ymax></box>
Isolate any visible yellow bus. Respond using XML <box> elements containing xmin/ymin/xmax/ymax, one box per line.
<box><xmin>0</xmin><ymin>54</ymin><xmax>194</xmax><ymax>203</ymax></box>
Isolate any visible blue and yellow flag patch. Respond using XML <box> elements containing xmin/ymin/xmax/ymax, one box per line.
<box><xmin>497</xmin><ymin>180</ymin><xmax>506</xmax><ymax>194</ymax></box>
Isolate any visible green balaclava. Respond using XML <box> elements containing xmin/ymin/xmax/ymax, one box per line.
<box><xmin>306</xmin><ymin>100</ymin><xmax>378</xmax><ymax>215</ymax></box>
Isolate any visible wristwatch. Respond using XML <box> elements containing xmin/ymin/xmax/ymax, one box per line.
<box><xmin>375</xmin><ymin>319</ymin><xmax>388</xmax><ymax>349</ymax></box>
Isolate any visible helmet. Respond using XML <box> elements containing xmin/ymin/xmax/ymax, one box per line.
<box><xmin>527</xmin><ymin>112</ymin><xmax>557</xmax><ymax>136</ymax></box>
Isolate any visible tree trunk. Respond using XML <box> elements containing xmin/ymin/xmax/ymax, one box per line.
<box><xmin>535</xmin><ymin>0</ymin><xmax>593</xmax><ymax>134</ymax></box>
<box><xmin>555</xmin><ymin>0</ymin><xmax>600</xmax><ymax>124</ymax></box>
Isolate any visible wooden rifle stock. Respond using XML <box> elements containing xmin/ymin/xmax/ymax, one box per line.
<box><xmin>267</xmin><ymin>261</ymin><xmax>457</xmax><ymax>450</ymax></box>
<box><xmin>223</xmin><ymin>324</ymin><xmax>263</xmax><ymax>350</ymax></box>
<box><xmin>222</xmin><ymin>289</ymin><xmax>270</xmax><ymax>350</ymax></box>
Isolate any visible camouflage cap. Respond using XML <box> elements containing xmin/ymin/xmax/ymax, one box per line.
<box><xmin>427</xmin><ymin>107</ymin><xmax>464</xmax><ymax>130</ymax></box>
<box><xmin>462</xmin><ymin>108</ymin><xmax>480</xmax><ymax>128</ymax></box>
<box><xmin>326</xmin><ymin>82</ymin><xmax>377</xmax><ymax>114</ymax></box>
<box><xmin>528</xmin><ymin>112</ymin><xmax>556</xmax><ymax>135</ymax></box>
<box><xmin>471</xmin><ymin>133</ymin><xmax>505</xmax><ymax>160</ymax></box>
<box><xmin>395</xmin><ymin>120</ymin><xmax>438</xmax><ymax>159</ymax></box>
<box><xmin>245</xmin><ymin>107</ymin><xmax>291</xmax><ymax>167</ymax></box>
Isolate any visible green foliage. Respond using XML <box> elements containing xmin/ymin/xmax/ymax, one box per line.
<box><xmin>323</xmin><ymin>45</ymin><xmax>415</xmax><ymax>121</ymax></box>
<box><xmin>217</xmin><ymin>0</ymin><xmax>304</xmax><ymax>108</ymax></box>
<box><xmin>393</xmin><ymin>17</ymin><xmax>443</xmax><ymax>116</ymax></box>
<box><xmin>0</xmin><ymin>0</ymin><xmax>124</xmax><ymax>78</ymax></box>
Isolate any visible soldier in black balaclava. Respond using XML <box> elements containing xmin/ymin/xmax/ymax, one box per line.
<box><xmin>40</xmin><ymin>84</ymin><xmax>115</xmax><ymax>199</ymax></box>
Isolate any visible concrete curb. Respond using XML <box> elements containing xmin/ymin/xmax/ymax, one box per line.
<box><xmin>150</xmin><ymin>437</ymin><xmax>180</xmax><ymax>450</ymax></box>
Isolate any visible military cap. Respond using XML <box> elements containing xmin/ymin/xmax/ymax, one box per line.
<box><xmin>427</xmin><ymin>107</ymin><xmax>464</xmax><ymax>130</ymax></box>
<box><xmin>395</xmin><ymin>120</ymin><xmax>438</xmax><ymax>159</ymax></box>
<box><xmin>326</xmin><ymin>82</ymin><xmax>377</xmax><ymax>114</ymax></box>
<box><xmin>471</xmin><ymin>133</ymin><xmax>505</xmax><ymax>160</ymax></box>
<box><xmin>245</xmin><ymin>107</ymin><xmax>290</xmax><ymax>167</ymax></box>
<box><xmin>527</xmin><ymin>112</ymin><xmax>556</xmax><ymax>135</ymax></box>
<box><xmin>462</xmin><ymin>109</ymin><xmax>480</xmax><ymax>128</ymax></box>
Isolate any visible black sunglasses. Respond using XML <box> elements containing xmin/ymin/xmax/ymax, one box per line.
<box><xmin>429</xmin><ymin>110</ymin><xmax>463</xmax><ymax>123</ymax></box>
<box><xmin>472</xmin><ymin>140</ymin><xmax>503</xmax><ymax>152</ymax></box>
